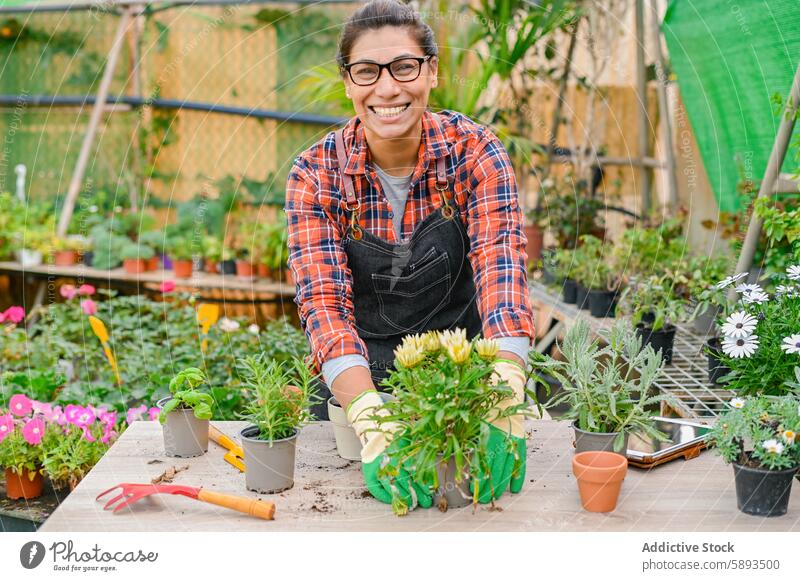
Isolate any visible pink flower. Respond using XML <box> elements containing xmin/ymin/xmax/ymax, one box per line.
<box><xmin>99</xmin><ymin>410</ymin><xmax>117</xmax><ymax>427</ymax></box>
<box><xmin>126</xmin><ymin>404</ymin><xmax>147</xmax><ymax>424</ymax></box>
<box><xmin>159</xmin><ymin>280</ymin><xmax>176</xmax><ymax>294</ymax></box>
<box><xmin>3</xmin><ymin>306</ymin><xmax>25</xmax><ymax>324</ymax></box>
<box><xmin>74</xmin><ymin>408</ymin><xmax>96</xmax><ymax>428</ymax></box>
<box><xmin>0</xmin><ymin>414</ymin><xmax>14</xmax><ymax>442</ymax></box>
<box><xmin>64</xmin><ymin>404</ymin><xmax>84</xmax><ymax>424</ymax></box>
<box><xmin>80</xmin><ymin>299</ymin><xmax>97</xmax><ymax>315</ymax></box>
<box><xmin>48</xmin><ymin>406</ymin><xmax>66</xmax><ymax>425</ymax></box>
<box><xmin>81</xmin><ymin>426</ymin><xmax>96</xmax><ymax>443</ymax></box>
<box><xmin>147</xmin><ymin>407</ymin><xmax>160</xmax><ymax>422</ymax></box>
<box><xmin>9</xmin><ymin>394</ymin><xmax>32</xmax><ymax>417</ymax></box>
<box><xmin>22</xmin><ymin>417</ymin><xmax>45</xmax><ymax>445</ymax></box>
<box><xmin>78</xmin><ymin>284</ymin><xmax>96</xmax><ymax>296</ymax></box>
<box><xmin>31</xmin><ymin>401</ymin><xmax>52</xmax><ymax>418</ymax></box>
<box><xmin>59</xmin><ymin>284</ymin><xmax>78</xmax><ymax>299</ymax></box>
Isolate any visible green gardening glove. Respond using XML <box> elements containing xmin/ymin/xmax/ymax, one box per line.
<box><xmin>471</xmin><ymin>359</ymin><xmax>529</xmax><ymax>503</ymax></box>
<box><xmin>347</xmin><ymin>391</ymin><xmax>432</xmax><ymax>513</ymax></box>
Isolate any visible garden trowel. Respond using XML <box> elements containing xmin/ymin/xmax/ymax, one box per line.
<box><xmin>197</xmin><ymin>303</ymin><xmax>220</xmax><ymax>353</ymax></box>
<box><xmin>209</xmin><ymin>424</ymin><xmax>245</xmax><ymax>472</ymax></box>
<box><xmin>88</xmin><ymin>315</ymin><xmax>122</xmax><ymax>385</ymax></box>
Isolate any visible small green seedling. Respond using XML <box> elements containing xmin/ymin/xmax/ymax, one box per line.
<box><xmin>159</xmin><ymin>367</ymin><xmax>214</xmax><ymax>423</ymax></box>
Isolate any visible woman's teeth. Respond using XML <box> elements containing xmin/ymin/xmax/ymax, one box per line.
<box><xmin>371</xmin><ymin>104</ymin><xmax>409</xmax><ymax>118</ymax></box>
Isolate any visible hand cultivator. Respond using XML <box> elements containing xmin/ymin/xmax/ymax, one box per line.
<box><xmin>97</xmin><ymin>483</ymin><xmax>275</xmax><ymax>520</ymax></box>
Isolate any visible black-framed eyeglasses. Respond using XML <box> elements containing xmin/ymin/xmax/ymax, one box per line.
<box><xmin>342</xmin><ymin>55</ymin><xmax>433</xmax><ymax>86</ymax></box>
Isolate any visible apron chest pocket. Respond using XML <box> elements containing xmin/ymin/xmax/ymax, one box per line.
<box><xmin>371</xmin><ymin>251</ymin><xmax>453</xmax><ymax>333</ymax></box>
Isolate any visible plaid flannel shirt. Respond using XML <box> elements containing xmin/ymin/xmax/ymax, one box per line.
<box><xmin>285</xmin><ymin>109</ymin><xmax>535</xmax><ymax>374</ymax></box>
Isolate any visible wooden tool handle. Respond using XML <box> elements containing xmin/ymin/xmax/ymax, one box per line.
<box><xmin>197</xmin><ymin>489</ymin><xmax>275</xmax><ymax>520</ymax></box>
<box><xmin>209</xmin><ymin>425</ymin><xmax>243</xmax><ymax>454</ymax></box>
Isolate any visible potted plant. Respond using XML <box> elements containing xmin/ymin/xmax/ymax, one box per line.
<box><xmin>572</xmin><ymin>450</ymin><xmax>628</xmax><ymax>513</ymax></box>
<box><xmin>165</xmin><ymin>235</ymin><xmax>195</xmax><ymax>279</ymax></box>
<box><xmin>541</xmin><ymin>175</ymin><xmax>604</xmax><ymax>250</ymax></box>
<box><xmin>617</xmin><ymin>275</ymin><xmax>689</xmax><ymax>364</ymax></box>
<box><xmin>42</xmin><ymin>403</ymin><xmax>121</xmax><ymax>490</ymax></box>
<box><xmin>235</xmin><ymin>249</ymin><xmax>256</xmax><ymax>278</ymax></box>
<box><xmin>219</xmin><ymin>246</ymin><xmax>236</xmax><ymax>275</ymax></box>
<box><xmin>158</xmin><ymin>367</ymin><xmax>214</xmax><ymax>457</ymax></box>
<box><xmin>237</xmin><ymin>355</ymin><xmax>319</xmax><ymax>494</ymax></box>
<box><xmin>714</xmin><ymin>267</ymin><xmax>800</xmax><ymax>396</ymax></box>
<box><xmin>708</xmin><ymin>395</ymin><xmax>800</xmax><ymax>517</ymax></box>
<box><xmin>119</xmin><ymin>241</ymin><xmax>155</xmax><ymax>274</ymax></box>
<box><xmin>686</xmin><ymin>255</ymin><xmax>734</xmax><ymax>334</ymax></box>
<box><xmin>573</xmin><ymin>236</ymin><xmax>622</xmax><ymax>317</ymax></box>
<box><xmin>379</xmin><ymin>330</ymin><xmax>535</xmax><ymax>514</ymax></box>
<box><xmin>328</xmin><ymin>392</ymin><xmax>395</xmax><ymax>461</ymax></box>
<box><xmin>49</xmin><ymin>235</ymin><xmax>85</xmax><ymax>266</ymax></box>
<box><xmin>202</xmin><ymin>235</ymin><xmax>223</xmax><ymax>274</ymax></box>
<box><xmin>524</xmin><ymin>198</ymin><xmax>548</xmax><ymax>268</ymax></box>
<box><xmin>552</xmin><ymin>248</ymin><xmax>577</xmax><ymax>304</ymax></box>
<box><xmin>531</xmin><ymin>319</ymin><xmax>670</xmax><ymax>454</ymax></box>
<box><xmin>14</xmin><ymin>228</ymin><xmax>49</xmax><ymax>268</ymax></box>
<box><xmin>138</xmin><ymin>229</ymin><xmax>165</xmax><ymax>271</ymax></box>
<box><xmin>0</xmin><ymin>395</ymin><xmax>46</xmax><ymax>500</ymax></box>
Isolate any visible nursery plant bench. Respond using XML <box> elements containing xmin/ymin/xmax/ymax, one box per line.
<box><xmin>528</xmin><ymin>280</ymin><xmax>730</xmax><ymax>421</ymax></box>
<box><xmin>38</xmin><ymin>420</ymin><xmax>800</xmax><ymax>532</ymax></box>
<box><xmin>0</xmin><ymin>482</ymin><xmax>61</xmax><ymax>532</ymax></box>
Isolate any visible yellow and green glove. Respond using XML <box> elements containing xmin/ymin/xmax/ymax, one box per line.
<box><xmin>472</xmin><ymin>358</ymin><xmax>549</xmax><ymax>503</ymax></box>
<box><xmin>346</xmin><ymin>390</ymin><xmax>432</xmax><ymax>512</ymax></box>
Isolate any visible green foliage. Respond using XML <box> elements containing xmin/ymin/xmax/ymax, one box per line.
<box><xmin>571</xmin><ymin>235</ymin><xmax>620</xmax><ymax>291</ymax></box>
<box><xmin>119</xmin><ymin>241</ymin><xmax>155</xmax><ymax>261</ymax></box>
<box><xmin>41</xmin><ymin>423</ymin><xmax>112</xmax><ymax>490</ymax></box>
<box><xmin>237</xmin><ymin>355</ymin><xmax>319</xmax><ymax>441</ymax></box>
<box><xmin>708</xmin><ymin>395</ymin><xmax>800</xmax><ymax>471</ymax></box>
<box><xmin>531</xmin><ymin>320</ymin><xmax>671</xmax><ymax>451</ymax></box>
<box><xmin>159</xmin><ymin>367</ymin><xmax>214</xmax><ymax>423</ymax></box>
<box><xmin>617</xmin><ymin>275</ymin><xmax>690</xmax><ymax>332</ymax></box>
<box><xmin>165</xmin><ymin>233</ymin><xmax>196</xmax><ymax>261</ymax></box>
<box><xmin>538</xmin><ymin>177</ymin><xmax>605</xmax><ymax>249</ymax></box>
<box><xmin>1</xmin><ymin>370</ymin><xmax>65</xmax><ymax>408</ymax></box>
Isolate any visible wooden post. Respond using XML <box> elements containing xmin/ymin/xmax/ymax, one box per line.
<box><xmin>731</xmin><ymin>62</ymin><xmax>800</xmax><ymax>289</ymax></box>
<box><xmin>544</xmin><ymin>18</ymin><xmax>580</xmax><ymax>177</ymax></box>
<box><xmin>56</xmin><ymin>7</ymin><xmax>133</xmax><ymax>237</ymax></box>
<box><xmin>635</xmin><ymin>0</ymin><xmax>651</xmax><ymax>215</ymax></box>
<box><xmin>649</xmin><ymin>0</ymin><xmax>679</xmax><ymax>212</ymax></box>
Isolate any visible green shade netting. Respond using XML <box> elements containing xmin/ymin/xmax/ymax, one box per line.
<box><xmin>663</xmin><ymin>0</ymin><xmax>800</xmax><ymax>212</ymax></box>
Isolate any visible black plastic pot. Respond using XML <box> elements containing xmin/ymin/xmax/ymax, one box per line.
<box><xmin>534</xmin><ymin>372</ymin><xmax>569</xmax><ymax>417</ymax></box>
<box><xmin>587</xmin><ymin>289</ymin><xmax>618</xmax><ymax>318</ymax></box>
<box><xmin>706</xmin><ymin>337</ymin><xmax>730</xmax><ymax>385</ymax></box>
<box><xmin>636</xmin><ymin>324</ymin><xmax>676</xmax><ymax>364</ymax></box>
<box><xmin>219</xmin><ymin>259</ymin><xmax>237</xmax><ymax>275</ymax></box>
<box><xmin>562</xmin><ymin>279</ymin><xmax>578</xmax><ymax>304</ymax></box>
<box><xmin>733</xmin><ymin>462</ymin><xmax>798</xmax><ymax>517</ymax></box>
<box><xmin>82</xmin><ymin>251</ymin><xmax>94</xmax><ymax>267</ymax></box>
<box><xmin>575</xmin><ymin>283</ymin><xmax>590</xmax><ymax>310</ymax></box>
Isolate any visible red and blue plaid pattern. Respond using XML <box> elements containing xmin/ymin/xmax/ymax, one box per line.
<box><xmin>285</xmin><ymin>109</ymin><xmax>535</xmax><ymax>373</ymax></box>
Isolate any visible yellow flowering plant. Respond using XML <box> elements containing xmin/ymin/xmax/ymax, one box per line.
<box><xmin>376</xmin><ymin>329</ymin><xmax>539</xmax><ymax>514</ymax></box>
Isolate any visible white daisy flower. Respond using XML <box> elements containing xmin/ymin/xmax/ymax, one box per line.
<box><xmin>735</xmin><ymin>283</ymin><xmax>762</xmax><ymax>294</ymax></box>
<box><xmin>721</xmin><ymin>334</ymin><xmax>759</xmax><ymax>358</ymax></box>
<box><xmin>787</xmin><ymin>265</ymin><xmax>800</xmax><ymax>281</ymax></box>
<box><xmin>742</xmin><ymin>290</ymin><xmax>769</xmax><ymax>305</ymax></box>
<box><xmin>247</xmin><ymin>324</ymin><xmax>260</xmax><ymax>335</ymax></box>
<box><xmin>729</xmin><ymin>397</ymin><xmax>746</xmax><ymax>409</ymax></box>
<box><xmin>781</xmin><ymin>334</ymin><xmax>800</xmax><ymax>355</ymax></box>
<box><xmin>762</xmin><ymin>439</ymin><xmax>784</xmax><ymax>455</ymax></box>
<box><xmin>721</xmin><ymin>311</ymin><xmax>758</xmax><ymax>338</ymax></box>
<box><xmin>775</xmin><ymin>284</ymin><xmax>796</xmax><ymax>295</ymax></box>
<box><xmin>716</xmin><ymin>272</ymin><xmax>748</xmax><ymax>289</ymax></box>
<box><xmin>782</xmin><ymin>430</ymin><xmax>796</xmax><ymax>445</ymax></box>
<box><xmin>218</xmin><ymin>318</ymin><xmax>240</xmax><ymax>333</ymax></box>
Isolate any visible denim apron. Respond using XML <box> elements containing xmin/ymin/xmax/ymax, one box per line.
<box><xmin>333</xmin><ymin>126</ymin><xmax>483</xmax><ymax>389</ymax></box>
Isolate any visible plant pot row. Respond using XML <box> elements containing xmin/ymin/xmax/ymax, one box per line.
<box><xmin>561</xmin><ymin>279</ymin><xmax>618</xmax><ymax>318</ymax></box>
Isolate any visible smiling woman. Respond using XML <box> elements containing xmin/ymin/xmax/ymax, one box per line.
<box><xmin>283</xmin><ymin>0</ymin><xmax>536</xmax><ymax>512</ymax></box>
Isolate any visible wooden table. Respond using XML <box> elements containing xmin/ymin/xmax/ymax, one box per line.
<box><xmin>40</xmin><ymin>420</ymin><xmax>800</xmax><ymax>532</ymax></box>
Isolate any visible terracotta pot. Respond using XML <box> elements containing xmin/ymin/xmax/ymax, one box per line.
<box><xmin>256</xmin><ymin>263</ymin><xmax>269</xmax><ymax>279</ymax></box>
<box><xmin>523</xmin><ymin>224</ymin><xmax>545</xmax><ymax>266</ymax></box>
<box><xmin>172</xmin><ymin>259</ymin><xmax>193</xmax><ymax>279</ymax></box>
<box><xmin>5</xmin><ymin>467</ymin><xmax>44</xmax><ymax>500</ymax></box>
<box><xmin>123</xmin><ymin>258</ymin><xmax>147</xmax><ymax>274</ymax></box>
<box><xmin>236</xmin><ymin>260</ymin><xmax>256</xmax><ymax>278</ymax></box>
<box><xmin>572</xmin><ymin>451</ymin><xmax>628</xmax><ymax>513</ymax></box>
<box><xmin>53</xmin><ymin>250</ymin><xmax>78</xmax><ymax>266</ymax></box>
<box><xmin>146</xmin><ymin>256</ymin><xmax>160</xmax><ymax>271</ymax></box>
<box><xmin>204</xmin><ymin>260</ymin><xmax>219</xmax><ymax>274</ymax></box>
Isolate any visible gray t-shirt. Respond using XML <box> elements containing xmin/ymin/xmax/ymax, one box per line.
<box><xmin>374</xmin><ymin>163</ymin><xmax>413</xmax><ymax>240</ymax></box>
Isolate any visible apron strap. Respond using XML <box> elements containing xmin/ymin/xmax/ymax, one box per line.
<box><xmin>334</xmin><ymin>128</ymin><xmax>363</xmax><ymax>239</ymax></box>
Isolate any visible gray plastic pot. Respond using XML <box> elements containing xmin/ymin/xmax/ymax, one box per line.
<box><xmin>240</xmin><ymin>426</ymin><xmax>297</xmax><ymax>494</ymax></box>
<box><xmin>572</xmin><ymin>421</ymin><xmax>629</xmax><ymax>455</ymax></box>
<box><xmin>326</xmin><ymin>392</ymin><xmax>397</xmax><ymax>461</ymax></box>
<box><xmin>693</xmin><ymin>304</ymin><xmax>720</xmax><ymax>336</ymax></box>
<box><xmin>328</xmin><ymin>397</ymin><xmax>363</xmax><ymax>461</ymax></box>
<box><xmin>433</xmin><ymin>456</ymin><xmax>472</xmax><ymax>510</ymax></box>
<box><xmin>157</xmin><ymin>396</ymin><xmax>209</xmax><ymax>458</ymax></box>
